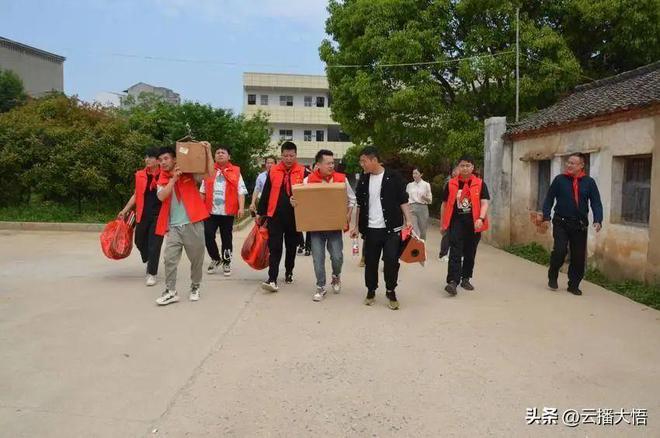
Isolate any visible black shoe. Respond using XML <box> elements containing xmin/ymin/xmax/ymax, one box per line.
<box><xmin>567</xmin><ymin>286</ymin><xmax>582</xmax><ymax>295</ymax></box>
<box><xmin>460</xmin><ymin>279</ymin><xmax>474</xmax><ymax>291</ymax></box>
<box><xmin>285</xmin><ymin>273</ymin><xmax>293</xmax><ymax>284</ymax></box>
<box><xmin>297</xmin><ymin>246</ymin><xmax>303</xmax><ymax>255</ymax></box>
<box><xmin>548</xmin><ymin>279</ymin><xmax>558</xmax><ymax>291</ymax></box>
<box><xmin>445</xmin><ymin>281</ymin><xmax>457</xmax><ymax>296</ymax></box>
<box><xmin>304</xmin><ymin>249</ymin><xmax>311</xmax><ymax>256</ymax></box>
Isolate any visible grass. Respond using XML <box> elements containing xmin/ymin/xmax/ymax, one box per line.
<box><xmin>504</xmin><ymin>243</ymin><xmax>660</xmax><ymax>310</ymax></box>
<box><xmin>0</xmin><ymin>201</ymin><xmax>116</xmax><ymax>223</ymax></box>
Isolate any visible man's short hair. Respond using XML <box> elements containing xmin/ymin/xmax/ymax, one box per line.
<box><xmin>315</xmin><ymin>149</ymin><xmax>334</xmax><ymax>164</ymax></box>
<box><xmin>145</xmin><ymin>147</ymin><xmax>160</xmax><ymax>158</ymax></box>
<box><xmin>281</xmin><ymin>141</ymin><xmax>297</xmax><ymax>153</ymax></box>
<box><xmin>264</xmin><ymin>155</ymin><xmax>277</xmax><ymax>164</ymax></box>
<box><xmin>215</xmin><ymin>144</ymin><xmax>232</xmax><ymax>155</ymax></box>
<box><xmin>158</xmin><ymin>146</ymin><xmax>176</xmax><ymax>158</ymax></box>
<box><xmin>568</xmin><ymin>152</ymin><xmax>587</xmax><ymax>164</ymax></box>
<box><xmin>457</xmin><ymin>155</ymin><xmax>475</xmax><ymax>165</ymax></box>
<box><xmin>359</xmin><ymin>146</ymin><xmax>380</xmax><ymax>161</ymax></box>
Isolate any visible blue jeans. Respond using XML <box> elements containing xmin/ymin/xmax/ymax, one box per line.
<box><xmin>310</xmin><ymin>231</ymin><xmax>344</xmax><ymax>287</ymax></box>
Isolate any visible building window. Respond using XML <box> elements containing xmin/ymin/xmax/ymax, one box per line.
<box><xmin>260</xmin><ymin>95</ymin><xmax>268</xmax><ymax>105</ymax></box>
<box><xmin>279</xmin><ymin>95</ymin><xmax>293</xmax><ymax>106</ymax></box>
<box><xmin>279</xmin><ymin>129</ymin><xmax>293</xmax><ymax>141</ymax></box>
<box><xmin>304</xmin><ymin>96</ymin><xmax>313</xmax><ymax>107</ymax></box>
<box><xmin>536</xmin><ymin>160</ymin><xmax>551</xmax><ymax>211</ymax></box>
<box><xmin>304</xmin><ymin>130</ymin><xmax>312</xmax><ymax>141</ymax></box>
<box><xmin>247</xmin><ymin>94</ymin><xmax>256</xmax><ymax>105</ymax></box>
<box><xmin>316</xmin><ymin>130</ymin><xmax>324</xmax><ymax>142</ymax></box>
<box><xmin>316</xmin><ymin>96</ymin><xmax>325</xmax><ymax>107</ymax></box>
<box><xmin>621</xmin><ymin>155</ymin><xmax>652</xmax><ymax>225</ymax></box>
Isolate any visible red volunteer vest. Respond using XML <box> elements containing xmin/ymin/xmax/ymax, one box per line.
<box><xmin>204</xmin><ymin>162</ymin><xmax>241</xmax><ymax>216</ymax></box>
<box><xmin>441</xmin><ymin>175</ymin><xmax>489</xmax><ymax>233</ymax></box>
<box><xmin>155</xmin><ymin>172</ymin><xmax>209</xmax><ymax>236</ymax></box>
<box><xmin>134</xmin><ymin>167</ymin><xmax>160</xmax><ymax>223</ymax></box>
<box><xmin>266</xmin><ymin>162</ymin><xmax>306</xmax><ymax>217</ymax></box>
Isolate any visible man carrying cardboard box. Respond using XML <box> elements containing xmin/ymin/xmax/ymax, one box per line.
<box><xmin>200</xmin><ymin>145</ymin><xmax>248</xmax><ymax>277</ymax></box>
<box><xmin>256</xmin><ymin>141</ymin><xmax>307</xmax><ymax>292</ymax></box>
<box><xmin>292</xmin><ymin>149</ymin><xmax>356</xmax><ymax>302</ymax></box>
<box><xmin>154</xmin><ymin>142</ymin><xmax>214</xmax><ymax>306</ymax></box>
<box><xmin>350</xmin><ymin>146</ymin><xmax>413</xmax><ymax>310</ymax></box>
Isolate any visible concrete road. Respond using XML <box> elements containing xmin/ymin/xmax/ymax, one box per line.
<box><xmin>0</xmin><ymin>228</ymin><xmax>658</xmax><ymax>437</ymax></box>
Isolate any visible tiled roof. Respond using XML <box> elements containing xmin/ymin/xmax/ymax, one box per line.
<box><xmin>507</xmin><ymin>61</ymin><xmax>660</xmax><ymax>136</ymax></box>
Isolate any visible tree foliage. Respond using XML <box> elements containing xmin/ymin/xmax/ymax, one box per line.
<box><xmin>0</xmin><ymin>93</ymin><xmax>271</xmax><ymax>211</ymax></box>
<box><xmin>320</xmin><ymin>0</ymin><xmax>658</xmax><ymax>167</ymax></box>
<box><xmin>0</xmin><ymin>69</ymin><xmax>28</xmax><ymax>113</ymax></box>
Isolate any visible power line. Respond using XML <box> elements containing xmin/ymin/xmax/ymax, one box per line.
<box><xmin>327</xmin><ymin>50</ymin><xmax>515</xmax><ymax>68</ymax></box>
<box><xmin>526</xmin><ymin>54</ymin><xmax>595</xmax><ymax>82</ymax></box>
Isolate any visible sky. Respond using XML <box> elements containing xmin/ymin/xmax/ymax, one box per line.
<box><xmin>0</xmin><ymin>0</ymin><xmax>330</xmax><ymax>112</ymax></box>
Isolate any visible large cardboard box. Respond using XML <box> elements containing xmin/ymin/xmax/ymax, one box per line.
<box><xmin>292</xmin><ymin>183</ymin><xmax>348</xmax><ymax>232</ymax></box>
<box><xmin>175</xmin><ymin>141</ymin><xmax>207</xmax><ymax>174</ymax></box>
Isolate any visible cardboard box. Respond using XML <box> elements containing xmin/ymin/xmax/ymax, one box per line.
<box><xmin>292</xmin><ymin>183</ymin><xmax>348</xmax><ymax>232</ymax></box>
<box><xmin>175</xmin><ymin>141</ymin><xmax>207</xmax><ymax>174</ymax></box>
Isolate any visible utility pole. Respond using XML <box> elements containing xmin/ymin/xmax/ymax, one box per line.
<box><xmin>516</xmin><ymin>7</ymin><xmax>520</xmax><ymax>122</ymax></box>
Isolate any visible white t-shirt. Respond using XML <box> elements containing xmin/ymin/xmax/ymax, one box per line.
<box><xmin>368</xmin><ymin>172</ymin><xmax>386</xmax><ymax>228</ymax></box>
<box><xmin>407</xmin><ymin>180</ymin><xmax>432</xmax><ymax>204</ymax></box>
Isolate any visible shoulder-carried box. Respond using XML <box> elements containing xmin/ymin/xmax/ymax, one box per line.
<box><xmin>175</xmin><ymin>141</ymin><xmax>207</xmax><ymax>174</ymax></box>
<box><xmin>292</xmin><ymin>183</ymin><xmax>348</xmax><ymax>232</ymax></box>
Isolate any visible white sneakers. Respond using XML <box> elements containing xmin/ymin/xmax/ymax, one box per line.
<box><xmin>156</xmin><ymin>290</ymin><xmax>179</xmax><ymax>306</ymax></box>
<box><xmin>313</xmin><ymin>286</ymin><xmax>327</xmax><ymax>302</ymax></box>
<box><xmin>189</xmin><ymin>286</ymin><xmax>200</xmax><ymax>302</ymax></box>
<box><xmin>261</xmin><ymin>281</ymin><xmax>279</xmax><ymax>293</ymax></box>
<box><xmin>146</xmin><ymin>275</ymin><xmax>157</xmax><ymax>287</ymax></box>
<box><xmin>331</xmin><ymin>275</ymin><xmax>341</xmax><ymax>294</ymax></box>
<box><xmin>222</xmin><ymin>263</ymin><xmax>231</xmax><ymax>277</ymax></box>
<box><xmin>207</xmin><ymin>260</ymin><xmax>221</xmax><ymax>274</ymax></box>
<box><xmin>155</xmin><ymin>287</ymin><xmax>200</xmax><ymax>306</ymax></box>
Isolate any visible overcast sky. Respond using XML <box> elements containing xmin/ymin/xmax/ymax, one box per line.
<box><xmin>1</xmin><ymin>0</ymin><xmax>330</xmax><ymax>112</ymax></box>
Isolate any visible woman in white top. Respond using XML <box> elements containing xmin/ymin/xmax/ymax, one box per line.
<box><xmin>406</xmin><ymin>168</ymin><xmax>432</xmax><ymax>240</ymax></box>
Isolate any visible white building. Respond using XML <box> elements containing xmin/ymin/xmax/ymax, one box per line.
<box><xmin>243</xmin><ymin>72</ymin><xmax>353</xmax><ymax>164</ymax></box>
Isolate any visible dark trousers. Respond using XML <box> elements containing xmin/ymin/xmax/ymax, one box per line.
<box><xmin>204</xmin><ymin>214</ymin><xmax>235</xmax><ymax>263</ymax></box>
<box><xmin>446</xmin><ymin>217</ymin><xmax>481</xmax><ymax>284</ymax></box>
<box><xmin>439</xmin><ymin>233</ymin><xmax>450</xmax><ymax>258</ymax></box>
<box><xmin>548</xmin><ymin>216</ymin><xmax>588</xmax><ymax>288</ymax></box>
<box><xmin>134</xmin><ymin>215</ymin><xmax>164</xmax><ymax>276</ymax></box>
<box><xmin>364</xmin><ymin>228</ymin><xmax>401</xmax><ymax>293</ymax></box>
<box><xmin>267</xmin><ymin>216</ymin><xmax>299</xmax><ymax>282</ymax></box>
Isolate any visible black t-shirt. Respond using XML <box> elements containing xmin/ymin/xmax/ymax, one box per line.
<box><xmin>442</xmin><ymin>179</ymin><xmax>490</xmax><ymax>222</ymax></box>
<box><xmin>143</xmin><ymin>174</ymin><xmax>162</xmax><ymax>217</ymax></box>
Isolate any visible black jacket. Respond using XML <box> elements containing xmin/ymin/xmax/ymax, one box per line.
<box><xmin>356</xmin><ymin>169</ymin><xmax>409</xmax><ymax>235</ymax></box>
<box><xmin>542</xmin><ymin>174</ymin><xmax>603</xmax><ymax>224</ymax></box>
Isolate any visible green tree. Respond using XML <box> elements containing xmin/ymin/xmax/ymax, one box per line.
<box><xmin>120</xmin><ymin>99</ymin><xmax>271</xmax><ymax>184</ymax></box>
<box><xmin>320</xmin><ymin>0</ymin><xmax>657</xmax><ymax>163</ymax></box>
<box><xmin>0</xmin><ymin>69</ymin><xmax>27</xmax><ymax>113</ymax></box>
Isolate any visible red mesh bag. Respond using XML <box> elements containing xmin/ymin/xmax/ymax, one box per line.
<box><xmin>100</xmin><ymin>213</ymin><xmax>135</xmax><ymax>260</ymax></box>
<box><xmin>241</xmin><ymin>222</ymin><xmax>270</xmax><ymax>270</ymax></box>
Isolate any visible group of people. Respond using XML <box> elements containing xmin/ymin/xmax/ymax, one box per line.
<box><xmin>118</xmin><ymin>139</ymin><xmax>603</xmax><ymax>309</ymax></box>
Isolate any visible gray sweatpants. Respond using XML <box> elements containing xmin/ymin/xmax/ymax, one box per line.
<box><xmin>163</xmin><ymin>222</ymin><xmax>205</xmax><ymax>291</ymax></box>
<box><xmin>410</xmin><ymin>203</ymin><xmax>430</xmax><ymax>240</ymax></box>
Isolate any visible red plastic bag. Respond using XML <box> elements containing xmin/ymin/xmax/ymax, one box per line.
<box><xmin>241</xmin><ymin>221</ymin><xmax>270</xmax><ymax>270</ymax></box>
<box><xmin>100</xmin><ymin>213</ymin><xmax>135</xmax><ymax>260</ymax></box>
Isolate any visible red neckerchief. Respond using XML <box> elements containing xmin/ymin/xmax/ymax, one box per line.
<box><xmin>457</xmin><ymin>175</ymin><xmax>474</xmax><ymax>202</ymax></box>
<box><xmin>146</xmin><ymin>166</ymin><xmax>160</xmax><ymax>191</ymax></box>
<box><xmin>158</xmin><ymin>169</ymin><xmax>182</xmax><ymax>200</ymax></box>
<box><xmin>564</xmin><ymin>170</ymin><xmax>586</xmax><ymax>206</ymax></box>
<box><xmin>275</xmin><ymin>163</ymin><xmax>295</xmax><ymax>196</ymax></box>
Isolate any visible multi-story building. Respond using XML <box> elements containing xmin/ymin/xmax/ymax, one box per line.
<box><xmin>0</xmin><ymin>36</ymin><xmax>65</xmax><ymax>97</ymax></box>
<box><xmin>243</xmin><ymin>72</ymin><xmax>353</xmax><ymax>165</ymax></box>
<box><xmin>121</xmin><ymin>82</ymin><xmax>181</xmax><ymax>108</ymax></box>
